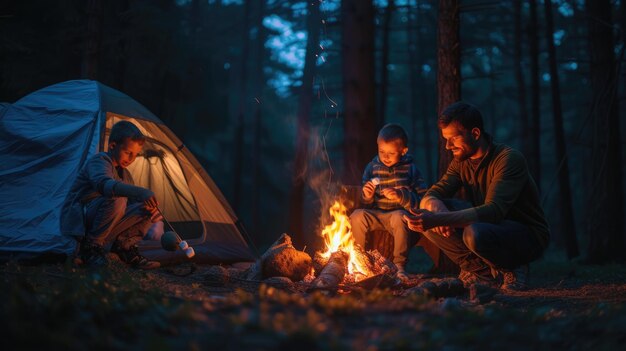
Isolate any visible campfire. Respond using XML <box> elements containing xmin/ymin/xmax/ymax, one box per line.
<box><xmin>214</xmin><ymin>199</ymin><xmax>468</xmax><ymax>298</ymax></box>
<box><xmin>313</xmin><ymin>201</ymin><xmax>396</xmax><ymax>286</ymax></box>
<box><xmin>240</xmin><ymin>199</ymin><xmax>398</xmax><ymax>291</ymax></box>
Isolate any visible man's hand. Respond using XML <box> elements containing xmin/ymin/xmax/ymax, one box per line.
<box><xmin>362</xmin><ymin>181</ymin><xmax>376</xmax><ymax>200</ymax></box>
<box><xmin>380</xmin><ymin>187</ymin><xmax>401</xmax><ymax>202</ymax></box>
<box><xmin>414</xmin><ymin>197</ymin><xmax>454</xmax><ymax>237</ymax></box>
<box><xmin>403</xmin><ymin>209</ymin><xmax>434</xmax><ymax>232</ymax></box>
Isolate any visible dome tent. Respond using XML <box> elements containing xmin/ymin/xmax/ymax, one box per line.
<box><xmin>0</xmin><ymin>80</ymin><xmax>255</xmax><ymax>264</ymax></box>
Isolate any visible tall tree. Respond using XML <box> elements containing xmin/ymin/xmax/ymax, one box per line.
<box><xmin>82</xmin><ymin>0</ymin><xmax>103</xmax><ymax>79</ymax></box>
<box><xmin>527</xmin><ymin>0</ymin><xmax>541</xmax><ymax>188</ymax></box>
<box><xmin>232</xmin><ymin>0</ymin><xmax>252</xmax><ymax>213</ymax></box>
<box><xmin>287</xmin><ymin>0</ymin><xmax>321</xmax><ymax>247</ymax></box>
<box><xmin>513</xmin><ymin>0</ymin><xmax>528</xmax><ymax>148</ymax></box>
<box><xmin>342</xmin><ymin>0</ymin><xmax>377</xmax><ymax>185</ymax></box>
<box><xmin>436</xmin><ymin>0</ymin><xmax>460</xmax><ymax>178</ymax></box>
<box><xmin>414</xmin><ymin>0</ymin><xmax>434</xmax><ymax>183</ymax></box>
<box><xmin>543</xmin><ymin>0</ymin><xmax>579</xmax><ymax>258</ymax></box>
<box><xmin>251</xmin><ymin>1</ymin><xmax>268</xmax><ymax>238</ymax></box>
<box><xmin>378</xmin><ymin>0</ymin><xmax>395</xmax><ymax>129</ymax></box>
<box><xmin>408</xmin><ymin>0</ymin><xmax>433</xmax><ymax>183</ymax></box>
<box><xmin>585</xmin><ymin>0</ymin><xmax>625</xmax><ymax>263</ymax></box>
<box><xmin>434</xmin><ymin>0</ymin><xmax>461</xmax><ymax>274</ymax></box>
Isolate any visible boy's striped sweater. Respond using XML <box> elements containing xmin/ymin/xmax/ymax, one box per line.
<box><xmin>360</xmin><ymin>154</ymin><xmax>426</xmax><ymax>211</ymax></box>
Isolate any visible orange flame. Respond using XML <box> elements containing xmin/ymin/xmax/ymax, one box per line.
<box><xmin>320</xmin><ymin>201</ymin><xmax>368</xmax><ymax>278</ymax></box>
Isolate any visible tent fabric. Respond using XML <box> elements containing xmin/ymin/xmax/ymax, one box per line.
<box><xmin>0</xmin><ymin>80</ymin><xmax>255</xmax><ymax>263</ymax></box>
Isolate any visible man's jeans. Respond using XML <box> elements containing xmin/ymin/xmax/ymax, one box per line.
<box><xmin>421</xmin><ymin>214</ymin><xmax>544</xmax><ymax>274</ymax></box>
<box><xmin>85</xmin><ymin>197</ymin><xmax>152</xmax><ymax>250</ymax></box>
<box><xmin>350</xmin><ymin>209</ymin><xmax>410</xmax><ymax>267</ymax></box>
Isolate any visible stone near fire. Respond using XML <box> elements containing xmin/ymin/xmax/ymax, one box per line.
<box><xmin>245</xmin><ymin>233</ymin><xmax>313</xmax><ymax>281</ymax></box>
<box><xmin>262</xmin><ymin>246</ymin><xmax>313</xmax><ymax>281</ymax></box>
<box><xmin>262</xmin><ymin>276</ymin><xmax>296</xmax><ymax>292</ymax></box>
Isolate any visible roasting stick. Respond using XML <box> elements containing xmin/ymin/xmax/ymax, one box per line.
<box><xmin>156</xmin><ymin>206</ymin><xmax>195</xmax><ymax>258</ymax></box>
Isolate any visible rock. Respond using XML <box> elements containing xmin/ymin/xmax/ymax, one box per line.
<box><xmin>262</xmin><ymin>247</ymin><xmax>312</xmax><ymax>281</ymax></box>
<box><xmin>244</xmin><ymin>233</ymin><xmax>295</xmax><ymax>280</ymax></box>
<box><xmin>262</xmin><ymin>276</ymin><xmax>295</xmax><ymax>290</ymax></box>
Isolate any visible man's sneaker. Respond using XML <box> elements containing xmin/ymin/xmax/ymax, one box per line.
<box><xmin>458</xmin><ymin>269</ymin><xmax>498</xmax><ymax>288</ymax></box>
<box><xmin>501</xmin><ymin>264</ymin><xmax>529</xmax><ymax>291</ymax></box>
<box><xmin>113</xmin><ymin>245</ymin><xmax>160</xmax><ymax>270</ymax></box>
<box><xmin>79</xmin><ymin>241</ymin><xmax>107</xmax><ymax>267</ymax></box>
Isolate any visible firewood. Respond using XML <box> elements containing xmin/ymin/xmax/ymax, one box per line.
<box><xmin>313</xmin><ymin>251</ymin><xmax>329</xmax><ymax>275</ymax></box>
<box><xmin>351</xmin><ymin>244</ymin><xmax>376</xmax><ymax>277</ymax></box>
<box><xmin>309</xmin><ymin>250</ymin><xmax>349</xmax><ymax>290</ymax></box>
<box><xmin>368</xmin><ymin>249</ymin><xmax>398</xmax><ymax>275</ymax></box>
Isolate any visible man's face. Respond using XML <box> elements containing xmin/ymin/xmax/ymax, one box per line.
<box><xmin>441</xmin><ymin>121</ymin><xmax>480</xmax><ymax>161</ymax></box>
<box><xmin>377</xmin><ymin>138</ymin><xmax>408</xmax><ymax>167</ymax></box>
<box><xmin>109</xmin><ymin>139</ymin><xmax>143</xmax><ymax>168</ymax></box>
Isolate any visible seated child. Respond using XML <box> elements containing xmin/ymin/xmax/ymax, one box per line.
<box><xmin>61</xmin><ymin>121</ymin><xmax>161</xmax><ymax>269</ymax></box>
<box><xmin>349</xmin><ymin>123</ymin><xmax>426</xmax><ymax>280</ymax></box>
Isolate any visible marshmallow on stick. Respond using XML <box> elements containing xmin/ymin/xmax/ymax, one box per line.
<box><xmin>371</xmin><ymin>177</ymin><xmax>381</xmax><ymax>186</ymax></box>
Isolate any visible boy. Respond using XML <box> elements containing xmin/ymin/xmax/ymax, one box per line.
<box><xmin>349</xmin><ymin>123</ymin><xmax>426</xmax><ymax>280</ymax></box>
<box><xmin>61</xmin><ymin>121</ymin><xmax>161</xmax><ymax>269</ymax></box>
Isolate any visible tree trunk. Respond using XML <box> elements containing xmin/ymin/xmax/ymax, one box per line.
<box><xmin>251</xmin><ymin>1</ymin><xmax>267</xmax><ymax>238</ymax></box>
<box><xmin>585</xmin><ymin>0</ymin><xmax>625</xmax><ymax>263</ymax></box>
<box><xmin>414</xmin><ymin>0</ymin><xmax>434</xmax><ymax>183</ymax></box>
<box><xmin>378</xmin><ymin>0</ymin><xmax>395</xmax><ymax>129</ymax></box>
<box><xmin>287</xmin><ymin>1</ymin><xmax>321</xmax><ymax>247</ymax></box>
<box><xmin>434</xmin><ymin>0</ymin><xmax>462</xmax><ymax>274</ymax></box>
<box><xmin>82</xmin><ymin>0</ymin><xmax>102</xmax><ymax>79</ymax></box>
<box><xmin>232</xmin><ymin>0</ymin><xmax>252</xmax><ymax>213</ymax></box>
<box><xmin>527</xmin><ymin>0</ymin><xmax>541</xmax><ymax>188</ymax></box>
<box><xmin>342</xmin><ymin>0</ymin><xmax>378</xmax><ymax>185</ymax></box>
<box><xmin>513</xmin><ymin>0</ymin><xmax>528</xmax><ymax>149</ymax></box>
<box><xmin>544</xmin><ymin>0</ymin><xmax>579</xmax><ymax>258</ymax></box>
<box><xmin>436</xmin><ymin>0</ymin><xmax>461</xmax><ymax>178</ymax></box>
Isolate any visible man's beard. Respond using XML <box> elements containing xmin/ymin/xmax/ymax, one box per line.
<box><xmin>452</xmin><ymin>141</ymin><xmax>479</xmax><ymax>161</ymax></box>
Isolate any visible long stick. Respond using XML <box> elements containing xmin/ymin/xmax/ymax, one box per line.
<box><xmin>156</xmin><ymin>206</ymin><xmax>182</xmax><ymax>242</ymax></box>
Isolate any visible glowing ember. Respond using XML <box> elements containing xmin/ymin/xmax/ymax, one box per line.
<box><xmin>319</xmin><ymin>201</ymin><xmax>370</xmax><ymax>279</ymax></box>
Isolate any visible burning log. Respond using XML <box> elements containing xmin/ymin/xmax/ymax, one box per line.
<box><xmin>367</xmin><ymin>249</ymin><xmax>398</xmax><ymax>276</ymax></box>
<box><xmin>314</xmin><ymin>245</ymin><xmax>397</xmax><ymax>285</ymax></box>
<box><xmin>309</xmin><ymin>250</ymin><xmax>349</xmax><ymax>290</ymax></box>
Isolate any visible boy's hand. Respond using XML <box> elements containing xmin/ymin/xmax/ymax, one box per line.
<box><xmin>134</xmin><ymin>187</ymin><xmax>159</xmax><ymax>209</ymax></box>
<box><xmin>381</xmin><ymin>188</ymin><xmax>401</xmax><ymax>202</ymax></box>
<box><xmin>144</xmin><ymin>205</ymin><xmax>163</xmax><ymax>223</ymax></box>
<box><xmin>362</xmin><ymin>181</ymin><xmax>376</xmax><ymax>200</ymax></box>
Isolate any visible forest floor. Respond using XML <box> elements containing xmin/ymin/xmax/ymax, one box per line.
<box><xmin>2</xmin><ymin>249</ymin><xmax>625</xmax><ymax>350</ymax></box>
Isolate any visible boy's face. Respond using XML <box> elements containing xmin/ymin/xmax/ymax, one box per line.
<box><xmin>377</xmin><ymin>138</ymin><xmax>408</xmax><ymax>167</ymax></box>
<box><xmin>108</xmin><ymin>138</ymin><xmax>143</xmax><ymax>168</ymax></box>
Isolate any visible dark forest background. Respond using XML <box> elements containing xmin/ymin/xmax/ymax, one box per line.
<box><xmin>1</xmin><ymin>0</ymin><xmax>624</xmax><ymax>263</ymax></box>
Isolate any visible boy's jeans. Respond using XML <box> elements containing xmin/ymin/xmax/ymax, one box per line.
<box><xmin>84</xmin><ymin>197</ymin><xmax>152</xmax><ymax>250</ymax></box>
<box><xmin>350</xmin><ymin>209</ymin><xmax>410</xmax><ymax>268</ymax></box>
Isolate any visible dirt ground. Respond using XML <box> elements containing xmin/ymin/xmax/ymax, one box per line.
<box><xmin>2</xmin><ymin>249</ymin><xmax>626</xmax><ymax>350</ymax></box>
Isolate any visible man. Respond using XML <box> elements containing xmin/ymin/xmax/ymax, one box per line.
<box><xmin>404</xmin><ymin>102</ymin><xmax>549</xmax><ymax>290</ymax></box>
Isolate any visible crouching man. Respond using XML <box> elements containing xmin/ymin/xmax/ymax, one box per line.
<box><xmin>61</xmin><ymin>121</ymin><xmax>161</xmax><ymax>269</ymax></box>
<box><xmin>404</xmin><ymin>102</ymin><xmax>549</xmax><ymax>291</ymax></box>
